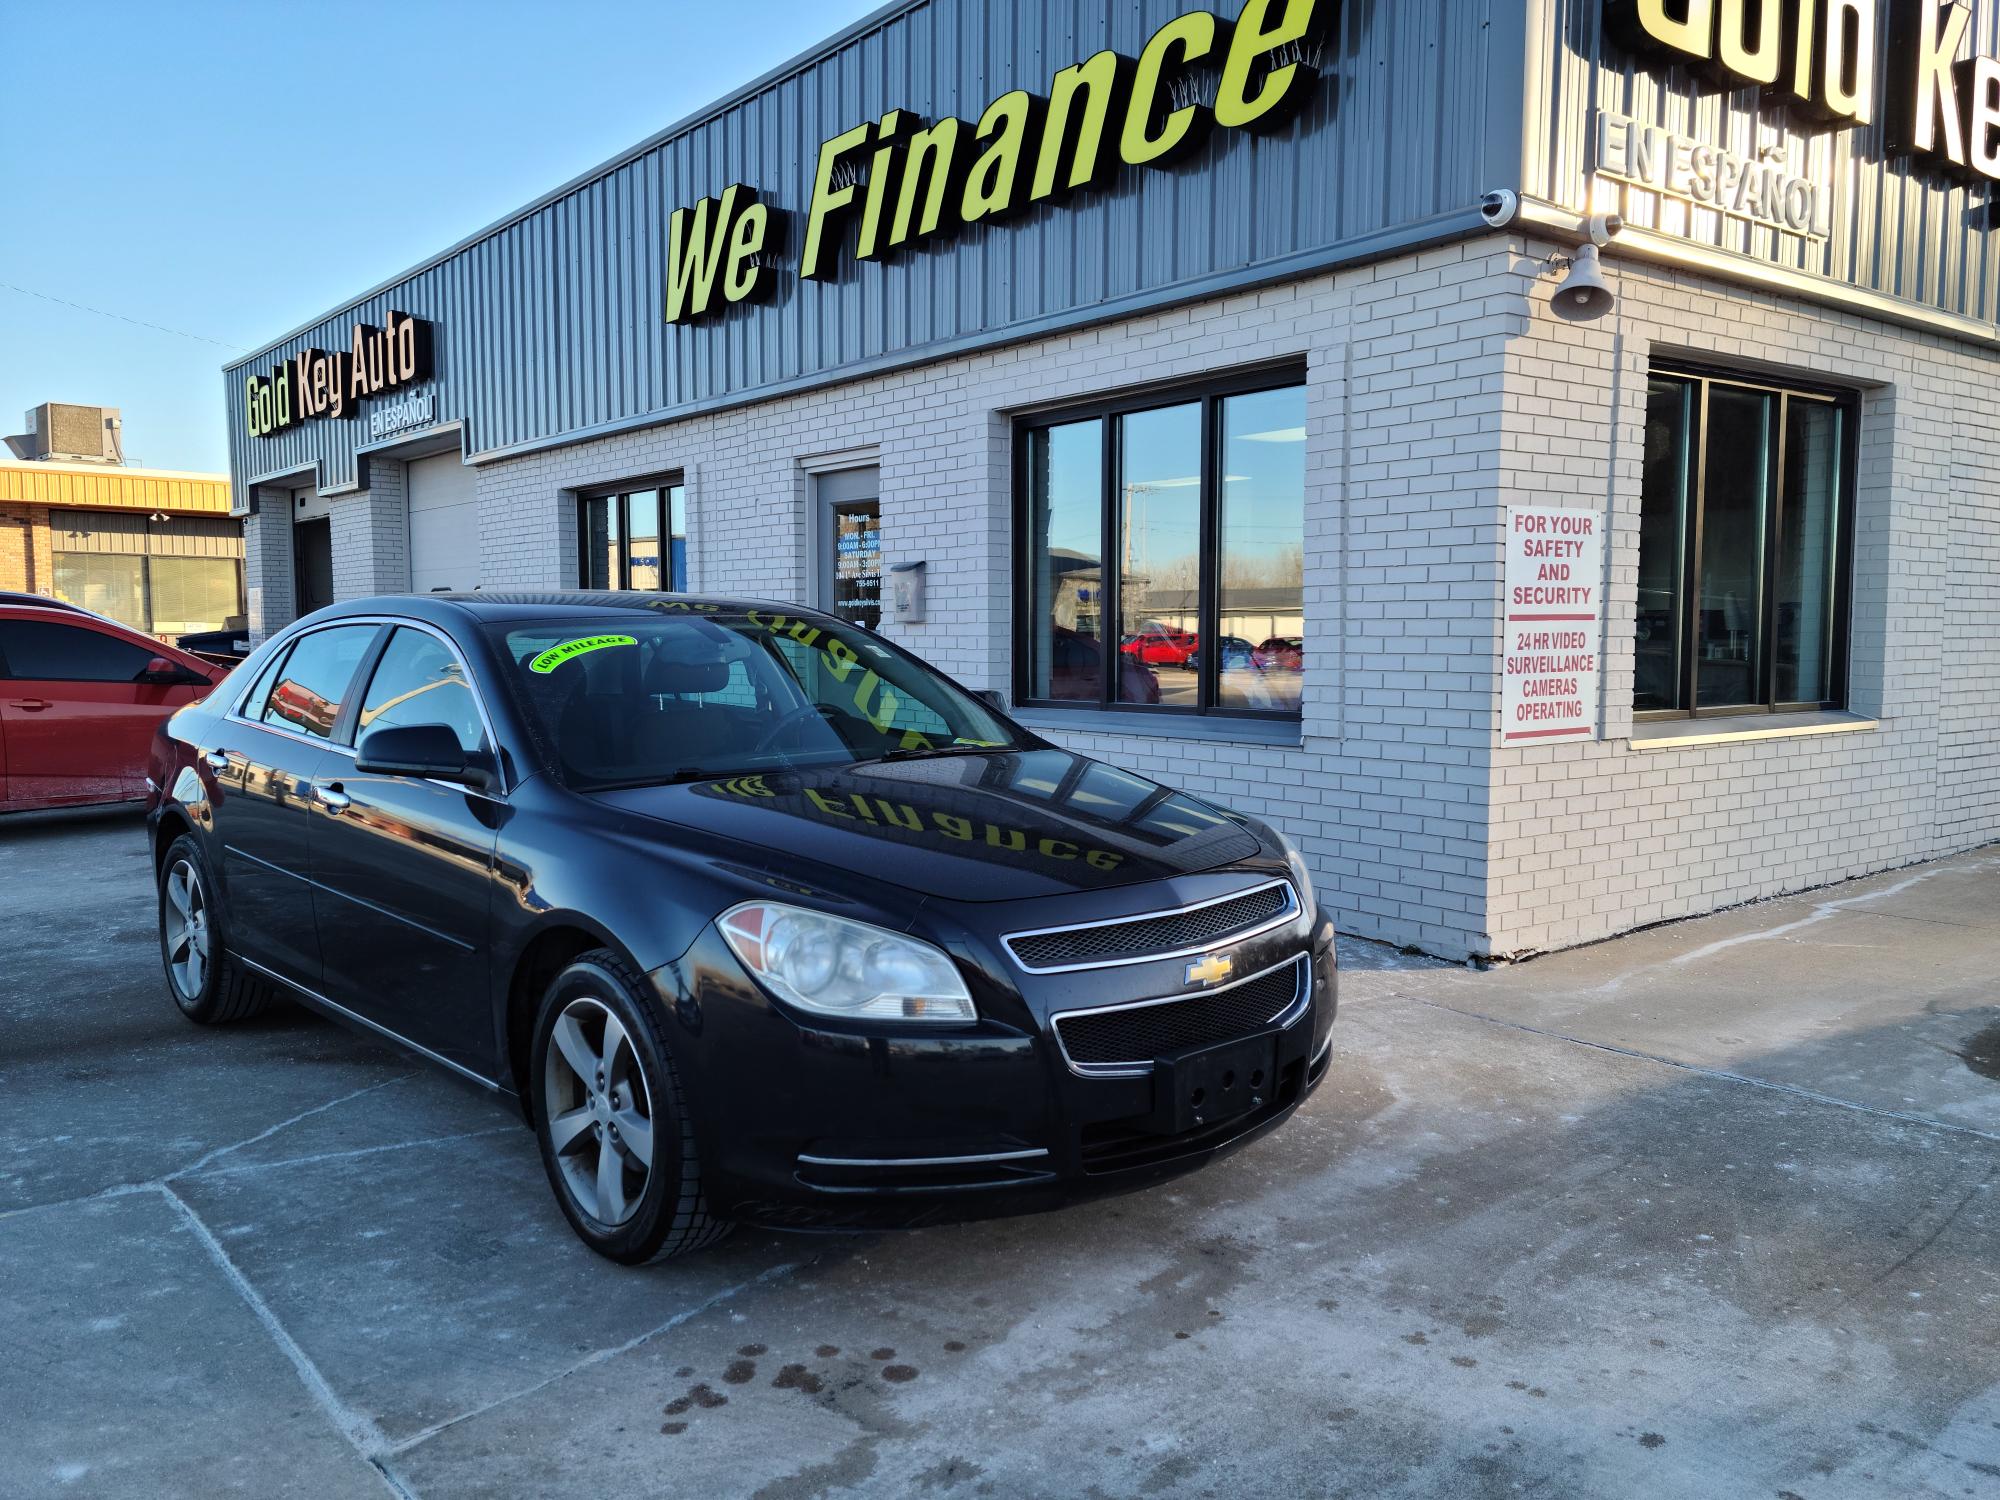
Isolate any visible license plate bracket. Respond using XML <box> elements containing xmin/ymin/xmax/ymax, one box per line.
<box><xmin>1157</xmin><ymin>1030</ymin><xmax>1279</xmax><ymax>1134</ymax></box>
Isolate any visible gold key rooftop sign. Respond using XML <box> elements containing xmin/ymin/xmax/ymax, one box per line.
<box><xmin>1608</xmin><ymin>0</ymin><xmax>2000</xmax><ymax>182</ymax></box>
<box><xmin>244</xmin><ymin>311</ymin><xmax>434</xmax><ymax>439</ymax></box>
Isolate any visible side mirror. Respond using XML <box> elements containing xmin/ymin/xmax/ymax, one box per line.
<box><xmin>973</xmin><ymin>688</ymin><xmax>1008</xmax><ymax>713</ymax></box>
<box><xmin>140</xmin><ymin>655</ymin><xmax>201</xmax><ymax>685</ymax></box>
<box><xmin>355</xmin><ymin>723</ymin><xmax>493</xmax><ymax>790</ymax></box>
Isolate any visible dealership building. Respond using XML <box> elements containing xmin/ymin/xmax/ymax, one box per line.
<box><xmin>225</xmin><ymin>0</ymin><xmax>2000</xmax><ymax>961</ymax></box>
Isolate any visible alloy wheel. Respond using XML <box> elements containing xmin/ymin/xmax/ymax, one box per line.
<box><xmin>163</xmin><ymin>859</ymin><xmax>211</xmax><ymax>1000</ymax></box>
<box><xmin>543</xmin><ymin>997</ymin><xmax>655</xmax><ymax>1226</ymax></box>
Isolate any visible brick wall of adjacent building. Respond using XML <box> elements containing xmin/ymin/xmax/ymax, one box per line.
<box><xmin>237</xmin><ymin>236</ymin><xmax>2000</xmax><ymax>960</ymax></box>
<box><xmin>0</xmin><ymin>502</ymin><xmax>52</xmax><ymax>595</ymax></box>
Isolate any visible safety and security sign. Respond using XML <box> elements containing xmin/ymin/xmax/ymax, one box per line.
<box><xmin>1502</xmin><ymin>506</ymin><xmax>1603</xmax><ymax>744</ymax></box>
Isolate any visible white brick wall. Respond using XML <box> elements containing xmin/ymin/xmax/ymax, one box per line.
<box><xmin>242</xmin><ymin>487</ymin><xmax>294</xmax><ymax>643</ymax></box>
<box><xmin>470</xmin><ymin>245</ymin><xmax>1523</xmax><ymax>958</ymax></box>
<box><xmin>247</xmin><ymin>238</ymin><xmax>1999</xmax><ymax>962</ymax></box>
<box><xmin>1484</xmin><ymin>243</ymin><xmax>1998</xmax><ymax>956</ymax></box>
<box><xmin>330</xmin><ymin>461</ymin><xmax>410</xmax><ymax>602</ymax></box>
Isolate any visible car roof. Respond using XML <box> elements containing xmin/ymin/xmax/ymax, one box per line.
<box><xmin>0</xmin><ymin>592</ymin><xmax>101</xmax><ymax>619</ymax></box>
<box><xmin>306</xmin><ymin>590</ymin><xmax>843</xmax><ymax>629</ymax></box>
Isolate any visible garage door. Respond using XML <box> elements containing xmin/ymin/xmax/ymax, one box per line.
<box><xmin>406</xmin><ymin>452</ymin><xmax>479</xmax><ymax>594</ymax></box>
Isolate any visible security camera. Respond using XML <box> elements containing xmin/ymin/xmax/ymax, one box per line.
<box><xmin>1480</xmin><ymin>189</ymin><xmax>1520</xmax><ymax>228</ymax></box>
<box><xmin>1587</xmin><ymin>211</ymin><xmax>1624</xmax><ymax>247</ymax></box>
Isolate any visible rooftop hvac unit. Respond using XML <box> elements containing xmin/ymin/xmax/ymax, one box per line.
<box><xmin>16</xmin><ymin>403</ymin><xmax>124</xmax><ymax>463</ymax></box>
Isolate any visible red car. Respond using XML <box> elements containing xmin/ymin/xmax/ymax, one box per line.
<box><xmin>1119</xmin><ymin>621</ymin><xmax>1199</xmax><ymax>667</ymax></box>
<box><xmin>1251</xmin><ymin>636</ymin><xmax>1304</xmax><ymax>673</ymax></box>
<box><xmin>0</xmin><ymin>603</ymin><xmax>229</xmax><ymax>812</ymax></box>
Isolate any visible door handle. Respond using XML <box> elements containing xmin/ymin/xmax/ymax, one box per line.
<box><xmin>203</xmin><ymin>750</ymin><xmax>230</xmax><ymax>772</ymax></box>
<box><xmin>317</xmin><ymin>783</ymin><xmax>352</xmax><ymax>814</ymax></box>
<box><xmin>7</xmin><ymin>699</ymin><xmax>50</xmax><ymax>712</ymax></box>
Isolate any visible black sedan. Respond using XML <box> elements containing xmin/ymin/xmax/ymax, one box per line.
<box><xmin>146</xmin><ymin>593</ymin><xmax>1336</xmax><ymax>1263</ymax></box>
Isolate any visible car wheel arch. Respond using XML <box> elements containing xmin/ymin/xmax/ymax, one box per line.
<box><xmin>153</xmin><ymin>806</ymin><xmax>198</xmax><ymax>881</ymax></box>
<box><xmin>503</xmin><ymin>920</ymin><xmax>648</xmax><ymax>1121</ymax></box>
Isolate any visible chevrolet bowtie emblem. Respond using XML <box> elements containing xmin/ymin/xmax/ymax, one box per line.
<box><xmin>1185</xmin><ymin>952</ymin><xmax>1234</xmax><ymax>987</ymax></box>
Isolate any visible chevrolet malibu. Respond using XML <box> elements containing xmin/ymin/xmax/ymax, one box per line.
<box><xmin>146</xmin><ymin>593</ymin><xmax>1335</xmax><ymax>1263</ymax></box>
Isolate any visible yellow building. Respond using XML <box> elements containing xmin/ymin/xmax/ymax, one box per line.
<box><xmin>0</xmin><ymin>457</ymin><xmax>243</xmax><ymax>640</ymax></box>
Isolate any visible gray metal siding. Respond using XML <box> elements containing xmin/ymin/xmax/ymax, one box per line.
<box><xmin>226</xmin><ymin>0</ymin><xmax>1512</xmax><ymax>502</ymax></box>
<box><xmin>1525</xmin><ymin>0</ymin><xmax>2000</xmax><ymax>324</ymax></box>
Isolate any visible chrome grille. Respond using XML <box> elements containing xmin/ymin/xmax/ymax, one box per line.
<box><xmin>1004</xmin><ymin>880</ymin><xmax>1297</xmax><ymax>972</ymax></box>
<box><xmin>1053</xmin><ymin>956</ymin><xmax>1308</xmax><ymax>1073</ymax></box>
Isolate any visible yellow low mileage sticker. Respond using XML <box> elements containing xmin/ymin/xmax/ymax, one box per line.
<box><xmin>529</xmin><ymin>635</ymin><xmax>637</xmax><ymax>674</ymax></box>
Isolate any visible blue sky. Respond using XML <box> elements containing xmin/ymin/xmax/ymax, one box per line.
<box><xmin>0</xmin><ymin>0</ymin><xmax>880</xmax><ymax>474</ymax></box>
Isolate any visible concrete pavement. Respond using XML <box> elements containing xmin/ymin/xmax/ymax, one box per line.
<box><xmin>1</xmin><ymin>808</ymin><xmax>1995</xmax><ymax>1498</ymax></box>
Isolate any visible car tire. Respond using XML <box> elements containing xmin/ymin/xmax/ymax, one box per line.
<box><xmin>530</xmin><ymin>948</ymin><xmax>733</xmax><ymax>1264</ymax></box>
<box><xmin>158</xmin><ymin>834</ymin><xmax>271</xmax><ymax>1025</ymax></box>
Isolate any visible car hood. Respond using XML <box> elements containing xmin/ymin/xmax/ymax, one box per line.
<box><xmin>591</xmin><ymin>746</ymin><xmax>1266</xmax><ymax>903</ymax></box>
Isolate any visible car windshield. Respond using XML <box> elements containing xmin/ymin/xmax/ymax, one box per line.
<box><xmin>490</xmin><ymin>606</ymin><xmax>1031</xmax><ymax>791</ymax></box>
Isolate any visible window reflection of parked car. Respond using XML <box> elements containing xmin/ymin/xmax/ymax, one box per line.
<box><xmin>1251</xmin><ymin>637</ymin><xmax>1304</xmax><ymax>673</ymax></box>
<box><xmin>1119</xmin><ymin>622</ymin><xmax>1198</xmax><ymax>667</ymax></box>
<box><xmin>1051</xmin><ymin>625</ymin><xmax>1160</xmax><ymax>704</ymax></box>
<box><xmin>1189</xmin><ymin>635</ymin><xmax>1255</xmax><ymax>676</ymax></box>
<box><xmin>267</xmin><ymin>675</ymin><xmax>339</xmax><ymax>739</ymax></box>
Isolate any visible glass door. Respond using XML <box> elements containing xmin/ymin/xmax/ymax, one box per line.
<box><xmin>816</xmin><ymin>467</ymin><xmax>881</xmax><ymax>630</ymax></box>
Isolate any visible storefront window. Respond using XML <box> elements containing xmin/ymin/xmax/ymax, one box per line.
<box><xmin>53</xmin><ymin>553</ymin><xmax>146</xmax><ymax>629</ymax></box>
<box><xmin>1635</xmin><ymin>369</ymin><xmax>1852</xmax><ymax>717</ymax></box>
<box><xmin>1117</xmin><ymin>403</ymin><xmax>1201</xmax><ymax>706</ymax></box>
<box><xmin>52</xmin><ymin>552</ymin><xmax>243</xmax><ymax>637</ymax></box>
<box><xmin>1024</xmin><ymin>420</ymin><xmax>1105</xmax><ymax>702</ymax></box>
<box><xmin>1218</xmin><ymin>386</ymin><xmax>1306</xmax><ymax>713</ymax></box>
<box><xmin>580</xmin><ymin>483</ymin><xmax>686</xmax><ymax>592</ymax></box>
<box><xmin>1018</xmin><ymin>371</ymin><xmax>1307</xmax><ymax>719</ymax></box>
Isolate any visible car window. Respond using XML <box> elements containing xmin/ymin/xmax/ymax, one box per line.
<box><xmin>490</xmin><ymin>610</ymin><xmax>1025</xmax><ymax>791</ymax></box>
<box><xmin>239</xmin><ymin>643</ymin><xmax>291</xmax><ymax>719</ymax></box>
<box><xmin>260</xmin><ymin>625</ymin><xmax>379</xmax><ymax>742</ymax></box>
<box><xmin>356</xmin><ymin>628</ymin><xmax>487</xmax><ymax>756</ymax></box>
<box><xmin>0</xmin><ymin>620</ymin><xmax>156</xmax><ymax>682</ymax></box>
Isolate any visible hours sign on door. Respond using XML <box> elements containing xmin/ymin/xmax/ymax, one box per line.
<box><xmin>1503</xmin><ymin>506</ymin><xmax>1603</xmax><ymax>744</ymax></box>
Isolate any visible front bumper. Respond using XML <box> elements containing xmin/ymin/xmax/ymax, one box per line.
<box><xmin>654</xmin><ymin>908</ymin><xmax>1338</xmax><ymax>1232</ymax></box>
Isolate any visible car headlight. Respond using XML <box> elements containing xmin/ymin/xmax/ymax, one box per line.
<box><xmin>717</xmin><ymin>902</ymin><xmax>977</xmax><ymax>1024</ymax></box>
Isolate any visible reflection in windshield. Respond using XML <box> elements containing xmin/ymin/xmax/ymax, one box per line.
<box><xmin>492</xmin><ymin>606</ymin><xmax>1027</xmax><ymax>791</ymax></box>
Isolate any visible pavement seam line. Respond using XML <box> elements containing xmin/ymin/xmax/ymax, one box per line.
<box><xmin>0</xmin><ymin>1122</ymin><xmax>510</xmax><ymax>1224</ymax></box>
<box><xmin>156</xmin><ymin>1183</ymin><xmax>410</xmax><ymax>1498</ymax></box>
<box><xmin>191</xmin><ymin>1125</ymin><xmax>518</xmax><ymax>1179</ymax></box>
<box><xmin>162</xmin><ymin>1073</ymin><xmax>420</xmax><ymax>1181</ymax></box>
<box><xmin>381</xmin><ymin>1256</ymin><xmax>812</xmax><ymax>1458</ymax></box>
<box><xmin>1396</xmin><ymin>994</ymin><xmax>2000</xmax><ymax>1146</ymax></box>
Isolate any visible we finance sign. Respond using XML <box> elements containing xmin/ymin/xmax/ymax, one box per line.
<box><xmin>662</xmin><ymin>0</ymin><xmax>1334</xmax><ymax>324</ymax></box>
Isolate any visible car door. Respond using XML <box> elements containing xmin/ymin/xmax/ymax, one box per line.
<box><xmin>307</xmin><ymin>624</ymin><xmax>501</xmax><ymax>1073</ymax></box>
<box><xmin>0</xmin><ymin>614</ymin><xmax>200</xmax><ymax>806</ymax></box>
<box><xmin>205</xmin><ymin>622</ymin><xmax>382</xmax><ymax>990</ymax></box>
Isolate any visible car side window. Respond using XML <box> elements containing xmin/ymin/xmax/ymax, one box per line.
<box><xmin>356</xmin><ymin>628</ymin><xmax>487</xmax><ymax>756</ymax></box>
<box><xmin>260</xmin><ymin>625</ymin><xmax>379</xmax><ymax>742</ymax></box>
<box><xmin>238</xmin><ymin>643</ymin><xmax>292</xmax><ymax>719</ymax></box>
<box><xmin>0</xmin><ymin>620</ymin><xmax>156</xmax><ymax>683</ymax></box>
